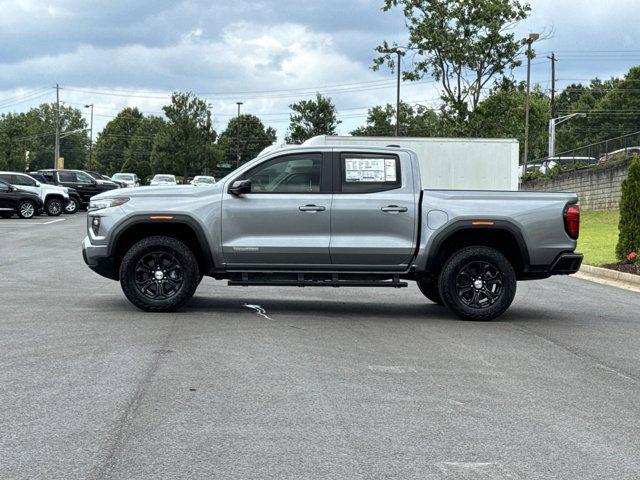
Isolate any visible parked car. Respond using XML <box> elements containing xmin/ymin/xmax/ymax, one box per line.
<box><xmin>83</xmin><ymin>145</ymin><xmax>582</xmax><ymax>321</ymax></box>
<box><xmin>0</xmin><ymin>171</ymin><xmax>69</xmax><ymax>216</ymax></box>
<box><xmin>150</xmin><ymin>174</ymin><xmax>177</xmax><ymax>186</ymax></box>
<box><xmin>86</xmin><ymin>171</ymin><xmax>123</xmax><ymax>188</ymax></box>
<box><xmin>191</xmin><ymin>175</ymin><xmax>216</xmax><ymax>186</ymax></box>
<box><xmin>0</xmin><ymin>178</ymin><xmax>44</xmax><ymax>219</ymax></box>
<box><xmin>35</xmin><ymin>169</ymin><xmax>119</xmax><ymax>209</ymax></box>
<box><xmin>111</xmin><ymin>173</ymin><xmax>140</xmax><ymax>188</ymax></box>
<box><xmin>28</xmin><ymin>172</ymin><xmax>81</xmax><ymax>214</ymax></box>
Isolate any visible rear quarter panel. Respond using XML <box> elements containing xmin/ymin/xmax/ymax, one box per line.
<box><xmin>415</xmin><ymin>189</ymin><xmax>579</xmax><ymax>271</ymax></box>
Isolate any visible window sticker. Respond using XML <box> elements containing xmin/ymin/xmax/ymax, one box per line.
<box><xmin>344</xmin><ymin>158</ymin><xmax>397</xmax><ymax>183</ymax></box>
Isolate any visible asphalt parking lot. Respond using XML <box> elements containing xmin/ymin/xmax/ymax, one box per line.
<box><xmin>1</xmin><ymin>213</ymin><xmax>640</xmax><ymax>479</ymax></box>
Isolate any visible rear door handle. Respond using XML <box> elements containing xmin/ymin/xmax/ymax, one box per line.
<box><xmin>381</xmin><ymin>205</ymin><xmax>408</xmax><ymax>213</ymax></box>
<box><xmin>299</xmin><ymin>204</ymin><xmax>326</xmax><ymax>212</ymax></box>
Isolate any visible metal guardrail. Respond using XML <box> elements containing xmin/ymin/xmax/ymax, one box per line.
<box><xmin>527</xmin><ymin>130</ymin><xmax>640</xmax><ymax>176</ymax></box>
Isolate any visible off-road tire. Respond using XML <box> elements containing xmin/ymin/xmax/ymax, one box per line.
<box><xmin>119</xmin><ymin>236</ymin><xmax>200</xmax><ymax>312</ymax></box>
<box><xmin>45</xmin><ymin>198</ymin><xmax>63</xmax><ymax>216</ymax></box>
<box><xmin>416</xmin><ymin>279</ymin><xmax>443</xmax><ymax>305</ymax></box>
<box><xmin>438</xmin><ymin>246</ymin><xmax>516</xmax><ymax>321</ymax></box>
<box><xmin>17</xmin><ymin>200</ymin><xmax>36</xmax><ymax>219</ymax></box>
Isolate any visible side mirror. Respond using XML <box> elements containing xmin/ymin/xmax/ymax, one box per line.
<box><xmin>229</xmin><ymin>179</ymin><xmax>251</xmax><ymax>196</ymax></box>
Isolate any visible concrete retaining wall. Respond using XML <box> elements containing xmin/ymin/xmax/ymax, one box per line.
<box><xmin>520</xmin><ymin>160</ymin><xmax>630</xmax><ymax>210</ymax></box>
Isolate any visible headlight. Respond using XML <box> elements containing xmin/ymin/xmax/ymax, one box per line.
<box><xmin>89</xmin><ymin>197</ymin><xmax>129</xmax><ymax>211</ymax></box>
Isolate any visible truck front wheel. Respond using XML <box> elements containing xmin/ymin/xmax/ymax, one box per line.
<box><xmin>438</xmin><ymin>246</ymin><xmax>516</xmax><ymax>321</ymax></box>
<box><xmin>119</xmin><ymin>235</ymin><xmax>200</xmax><ymax>312</ymax></box>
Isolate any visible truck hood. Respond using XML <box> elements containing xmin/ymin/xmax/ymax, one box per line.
<box><xmin>92</xmin><ymin>184</ymin><xmax>220</xmax><ymax>200</ymax></box>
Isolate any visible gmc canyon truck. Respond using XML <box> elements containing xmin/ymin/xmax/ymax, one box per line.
<box><xmin>82</xmin><ymin>146</ymin><xmax>582</xmax><ymax>321</ymax></box>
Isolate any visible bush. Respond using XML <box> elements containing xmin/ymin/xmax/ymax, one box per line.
<box><xmin>615</xmin><ymin>157</ymin><xmax>640</xmax><ymax>260</ymax></box>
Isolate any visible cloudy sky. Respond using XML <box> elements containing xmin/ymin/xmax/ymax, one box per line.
<box><xmin>1</xmin><ymin>0</ymin><xmax>639</xmax><ymax>139</ymax></box>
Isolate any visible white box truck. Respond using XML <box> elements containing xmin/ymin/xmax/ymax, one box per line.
<box><xmin>302</xmin><ymin>135</ymin><xmax>519</xmax><ymax>191</ymax></box>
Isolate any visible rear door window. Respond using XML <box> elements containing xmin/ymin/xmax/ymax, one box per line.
<box><xmin>338</xmin><ymin>154</ymin><xmax>401</xmax><ymax>193</ymax></box>
<box><xmin>12</xmin><ymin>174</ymin><xmax>36</xmax><ymax>186</ymax></box>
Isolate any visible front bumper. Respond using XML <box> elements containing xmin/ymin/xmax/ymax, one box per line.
<box><xmin>82</xmin><ymin>236</ymin><xmax>118</xmax><ymax>280</ymax></box>
<box><xmin>549</xmin><ymin>253</ymin><xmax>583</xmax><ymax>275</ymax></box>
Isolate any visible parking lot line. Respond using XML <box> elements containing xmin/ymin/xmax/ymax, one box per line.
<box><xmin>0</xmin><ymin>218</ymin><xmax>67</xmax><ymax>226</ymax></box>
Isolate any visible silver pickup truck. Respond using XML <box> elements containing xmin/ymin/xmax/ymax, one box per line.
<box><xmin>82</xmin><ymin>146</ymin><xmax>582</xmax><ymax>321</ymax></box>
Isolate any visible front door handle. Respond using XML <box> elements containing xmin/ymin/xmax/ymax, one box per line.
<box><xmin>299</xmin><ymin>204</ymin><xmax>326</xmax><ymax>212</ymax></box>
<box><xmin>381</xmin><ymin>205</ymin><xmax>408</xmax><ymax>213</ymax></box>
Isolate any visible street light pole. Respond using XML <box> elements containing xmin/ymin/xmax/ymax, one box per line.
<box><xmin>548</xmin><ymin>113</ymin><xmax>586</xmax><ymax>157</ymax></box>
<box><xmin>85</xmin><ymin>104</ymin><xmax>94</xmax><ymax>170</ymax></box>
<box><xmin>521</xmin><ymin>33</ymin><xmax>539</xmax><ymax>175</ymax></box>
<box><xmin>395</xmin><ymin>49</ymin><xmax>402</xmax><ymax>137</ymax></box>
<box><xmin>236</xmin><ymin>102</ymin><xmax>243</xmax><ymax>168</ymax></box>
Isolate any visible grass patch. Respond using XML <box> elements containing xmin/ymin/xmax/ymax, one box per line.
<box><xmin>578</xmin><ymin>209</ymin><xmax>620</xmax><ymax>266</ymax></box>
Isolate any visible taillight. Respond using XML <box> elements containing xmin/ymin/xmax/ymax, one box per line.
<box><xmin>564</xmin><ymin>204</ymin><xmax>580</xmax><ymax>239</ymax></box>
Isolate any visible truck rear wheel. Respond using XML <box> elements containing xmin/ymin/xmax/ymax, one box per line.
<box><xmin>438</xmin><ymin>246</ymin><xmax>516</xmax><ymax>321</ymax></box>
<box><xmin>416</xmin><ymin>280</ymin><xmax>443</xmax><ymax>305</ymax></box>
<box><xmin>119</xmin><ymin>235</ymin><xmax>200</xmax><ymax>312</ymax></box>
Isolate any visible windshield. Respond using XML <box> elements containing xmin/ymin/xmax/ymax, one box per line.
<box><xmin>154</xmin><ymin>175</ymin><xmax>175</xmax><ymax>182</ymax></box>
<box><xmin>113</xmin><ymin>174</ymin><xmax>134</xmax><ymax>181</ymax></box>
<box><xmin>196</xmin><ymin>177</ymin><xmax>215</xmax><ymax>184</ymax></box>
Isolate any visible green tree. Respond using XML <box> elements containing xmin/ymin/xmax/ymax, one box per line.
<box><xmin>125</xmin><ymin>115</ymin><xmax>166</xmax><ymax>180</ymax></box>
<box><xmin>93</xmin><ymin>107</ymin><xmax>145</xmax><ymax>174</ymax></box>
<box><xmin>151</xmin><ymin>92</ymin><xmax>217</xmax><ymax>179</ymax></box>
<box><xmin>374</xmin><ymin>0</ymin><xmax>530</xmax><ymax>122</ymax></box>
<box><xmin>0</xmin><ymin>103</ymin><xmax>88</xmax><ymax>171</ymax></box>
<box><xmin>217</xmin><ymin>114</ymin><xmax>277</xmax><ymax>167</ymax></box>
<box><xmin>285</xmin><ymin>93</ymin><xmax>341</xmax><ymax>144</ymax></box>
<box><xmin>467</xmin><ymin>81</ymin><xmax>550</xmax><ymax>161</ymax></box>
<box><xmin>351</xmin><ymin>101</ymin><xmax>440</xmax><ymax>137</ymax></box>
<box><xmin>553</xmin><ymin>78</ymin><xmax>618</xmax><ymax>153</ymax></box>
<box><xmin>616</xmin><ymin>158</ymin><xmax>640</xmax><ymax>260</ymax></box>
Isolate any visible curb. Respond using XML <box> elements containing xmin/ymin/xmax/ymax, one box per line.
<box><xmin>579</xmin><ymin>264</ymin><xmax>640</xmax><ymax>287</ymax></box>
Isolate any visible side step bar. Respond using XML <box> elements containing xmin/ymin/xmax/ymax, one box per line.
<box><xmin>228</xmin><ymin>272</ymin><xmax>408</xmax><ymax>288</ymax></box>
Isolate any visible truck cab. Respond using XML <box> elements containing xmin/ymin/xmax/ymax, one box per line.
<box><xmin>82</xmin><ymin>145</ymin><xmax>582</xmax><ymax>321</ymax></box>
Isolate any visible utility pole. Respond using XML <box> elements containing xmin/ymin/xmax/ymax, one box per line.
<box><xmin>521</xmin><ymin>33</ymin><xmax>539</xmax><ymax>174</ymax></box>
<box><xmin>547</xmin><ymin>52</ymin><xmax>557</xmax><ymax>118</ymax></box>
<box><xmin>236</xmin><ymin>102</ymin><xmax>243</xmax><ymax>168</ymax></box>
<box><xmin>85</xmin><ymin>104</ymin><xmax>94</xmax><ymax>170</ymax></box>
<box><xmin>395</xmin><ymin>49</ymin><xmax>402</xmax><ymax>137</ymax></box>
<box><xmin>54</xmin><ymin>84</ymin><xmax>60</xmax><ymax>169</ymax></box>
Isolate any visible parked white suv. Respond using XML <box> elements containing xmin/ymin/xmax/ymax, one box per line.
<box><xmin>111</xmin><ymin>173</ymin><xmax>140</xmax><ymax>188</ymax></box>
<box><xmin>150</xmin><ymin>174</ymin><xmax>177</xmax><ymax>186</ymax></box>
<box><xmin>191</xmin><ymin>175</ymin><xmax>216</xmax><ymax>186</ymax></box>
<box><xmin>0</xmin><ymin>171</ymin><xmax>70</xmax><ymax>216</ymax></box>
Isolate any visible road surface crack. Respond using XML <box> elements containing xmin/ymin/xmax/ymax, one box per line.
<box><xmin>89</xmin><ymin>317</ymin><xmax>179</xmax><ymax>480</ymax></box>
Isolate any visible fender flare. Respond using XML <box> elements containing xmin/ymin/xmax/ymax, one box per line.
<box><xmin>424</xmin><ymin>219</ymin><xmax>531</xmax><ymax>273</ymax></box>
<box><xmin>107</xmin><ymin>214</ymin><xmax>215</xmax><ymax>273</ymax></box>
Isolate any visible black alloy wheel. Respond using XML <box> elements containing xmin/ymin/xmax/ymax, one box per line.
<box><xmin>134</xmin><ymin>251</ymin><xmax>184</xmax><ymax>300</ymax></box>
<box><xmin>455</xmin><ymin>261</ymin><xmax>504</xmax><ymax>309</ymax></box>
<box><xmin>119</xmin><ymin>235</ymin><xmax>200</xmax><ymax>312</ymax></box>
<box><xmin>438</xmin><ymin>246</ymin><xmax>516</xmax><ymax>321</ymax></box>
